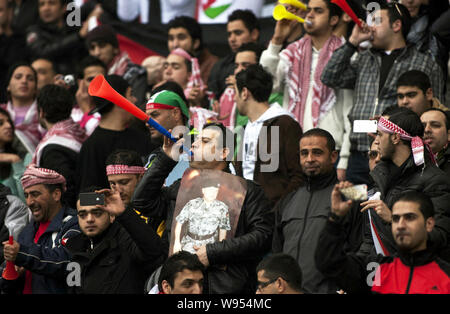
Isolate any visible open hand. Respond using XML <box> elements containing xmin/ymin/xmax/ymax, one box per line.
<box><xmin>331</xmin><ymin>181</ymin><xmax>354</xmax><ymax>217</ymax></box>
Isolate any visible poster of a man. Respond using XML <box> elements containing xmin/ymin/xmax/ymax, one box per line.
<box><xmin>173</xmin><ymin>183</ymin><xmax>231</xmax><ymax>254</ymax></box>
<box><xmin>169</xmin><ymin>168</ymin><xmax>246</xmax><ymax>256</ymax></box>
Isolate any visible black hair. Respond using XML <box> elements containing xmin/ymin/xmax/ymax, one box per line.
<box><xmin>388</xmin><ymin>108</ymin><xmax>424</xmax><ymax>147</ymax></box>
<box><xmin>393</xmin><ymin>191</ymin><xmax>435</xmax><ymax>220</ymax></box>
<box><xmin>235</xmin><ymin>64</ymin><xmax>273</xmax><ymax>103</ymax></box>
<box><xmin>31</xmin><ymin>57</ymin><xmax>57</xmax><ymax>74</ymax></box>
<box><xmin>158</xmin><ymin>251</ymin><xmax>205</xmax><ymax>291</ymax></box>
<box><xmin>381</xmin><ymin>105</ymin><xmax>410</xmax><ymax>117</ymax></box>
<box><xmin>44</xmin><ymin>183</ymin><xmax>65</xmax><ymax>202</ymax></box>
<box><xmin>151</xmin><ymin>81</ymin><xmax>189</xmax><ymax>125</ymax></box>
<box><xmin>322</xmin><ymin>0</ymin><xmax>343</xmax><ymax>21</ymax></box>
<box><xmin>167</xmin><ymin>16</ymin><xmax>203</xmax><ymax>51</ymax></box>
<box><xmin>92</xmin><ymin>75</ymin><xmax>130</xmax><ymax>116</ymax></box>
<box><xmin>422</xmin><ymin>108</ymin><xmax>450</xmax><ymax>131</ymax></box>
<box><xmin>37</xmin><ymin>84</ymin><xmax>74</xmax><ymax>124</ymax></box>
<box><xmin>396</xmin><ymin>70</ymin><xmax>431</xmax><ymax>95</ymax></box>
<box><xmin>105</xmin><ymin>149</ymin><xmax>143</xmax><ymax>167</ymax></box>
<box><xmin>378</xmin><ymin>1</ymin><xmax>412</xmax><ymax>39</ymax></box>
<box><xmin>0</xmin><ymin>108</ymin><xmax>16</xmax><ymax>179</ymax></box>
<box><xmin>301</xmin><ymin>128</ymin><xmax>336</xmax><ymax>152</ymax></box>
<box><xmin>202</xmin><ymin>122</ymin><xmax>236</xmax><ymax>162</ymax></box>
<box><xmin>236</xmin><ymin>42</ymin><xmax>264</xmax><ymax>62</ymax></box>
<box><xmin>256</xmin><ymin>253</ymin><xmax>303</xmax><ymax>292</ymax></box>
<box><xmin>6</xmin><ymin>62</ymin><xmax>38</xmax><ymax>100</ymax></box>
<box><xmin>227</xmin><ymin>9</ymin><xmax>260</xmax><ymax>33</ymax></box>
<box><xmin>76</xmin><ymin>55</ymin><xmax>107</xmax><ymax>80</ymax></box>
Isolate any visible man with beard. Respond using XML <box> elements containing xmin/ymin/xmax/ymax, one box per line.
<box><xmin>358</xmin><ymin>109</ymin><xmax>450</xmax><ymax>261</ymax></box>
<box><xmin>421</xmin><ymin>108</ymin><xmax>450</xmax><ymax>175</ymax></box>
<box><xmin>316</xmin><ymin>191</ymin><xmax>450</xmax><ymax>294</ymax></box>
<box><xmin>272</xmin><ymin>128</ymin><xmax>362</xmax><ymax>294</ymax></box>
<box><xmin>1</xmin><ymin>165</ymin><xmax>80</xmax><ymax>294</ymax></box>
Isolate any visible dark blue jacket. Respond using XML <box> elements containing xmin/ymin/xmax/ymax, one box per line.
<box><xmin>2</xmin><ymin>206</ymin><xmax>80</xmax><ymax>294</ymax></box>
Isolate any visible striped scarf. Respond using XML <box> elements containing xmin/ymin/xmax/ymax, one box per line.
<box><xmin>1</xmin><ymin>101</ymin><xmax>46</xmax><ymax>154</ymax></box>
<box><xmin>280</xmin><ymin>35</ymin><xmax>344</xmax><ymax>127</ymax></box>
<box><xmin>32</xmin><ymin>118</ymin><xmax>88</xmax><ymax>166</ymax></box>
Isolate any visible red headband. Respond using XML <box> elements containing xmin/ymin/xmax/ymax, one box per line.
<box><xmin>146</xmin><ymin>102</ymin><xmax>176</xmax><ymax>111</ymax></box>
<box><xmin>106</xmin><ymin>165</ymin><xmax>146</xmax><ymax>176</ymax></box>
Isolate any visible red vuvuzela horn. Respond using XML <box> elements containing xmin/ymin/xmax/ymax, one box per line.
<box><xmin>88</xmin><ymin>74</ymin><xmax>149</xmax><ymax>122</ymax></box>
<box><xmin>2</xmin><ymin>236</ymin><xmax>19</xmax><ymax>280</ymax></box>
<box><xmin>88</xmin><ymin>75</ymin><xmax>192</xmax><ymax>155</ymax></box>
<box><xmin>331</xmin><ymin>0</ymin><xmax>362</xmax><ymax>28</ymax></box>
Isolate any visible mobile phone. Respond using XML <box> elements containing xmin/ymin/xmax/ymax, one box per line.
<box><xmin>340</xmin><ymin>184</ymin><xmax>368</xmax><ymax>201</ymax></box>
<box><xmin>79</xmin><ymin>192</ymin><xmax>105</xmax><ymax>206</ymax></box>
<box><xmin>353</xmin><ymin>120</ymin><xmax>378</xmax><ymax>133</ymax></box>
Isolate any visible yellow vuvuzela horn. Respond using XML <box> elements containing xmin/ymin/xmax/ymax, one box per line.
<box><xmin>273</xmin><ymin>4</ymin><xmax>305</xmax><ymax>23</ymax></box>
<box><xmin>278</xmin><ymin>0</ymin><xmax>308</xmax><ymax>11</ymax></box>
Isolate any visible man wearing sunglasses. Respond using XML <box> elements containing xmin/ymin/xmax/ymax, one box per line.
<box><xmin>65</xmin><ymin>187</ymin><xmax>164</xmax><ymax>294</ymax></box>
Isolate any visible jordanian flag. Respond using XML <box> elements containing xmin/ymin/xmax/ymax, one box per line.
<box><xmin>196</xmin><ymin>0</ymin><xmax>264</xmax><ymax>24</ymax></box>
<box><xmin>202</xmin><ymin>0</ymin><xmax>232</xmax><ymax>19</ymax></box>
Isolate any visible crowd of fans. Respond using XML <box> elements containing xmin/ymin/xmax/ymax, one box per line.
<box><xmin>0</xmin><ymin>0</ymin><xmax>450</xmax><ymax>295</ymax></box>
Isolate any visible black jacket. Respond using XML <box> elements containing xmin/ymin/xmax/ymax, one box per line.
<box><xmin>65</xmin><ymin>208</ymin><xmax>164</xmax><ymax>294</ymax></box>
<box><xmin>273</xmin><ymin>171</ymin><xmax>363</xmax><ymax>293</ymax></box>
<box><xmin>359</xmin><ymin>155</ymin><xmax>450</xmax><ymax>261</ymax></box>
<box><xmin>437</xmin><ymin>145</ymin><xmax>450</xmax><ymax>177</ymax></box>
<box><xmin>207</xmin><ymin>53</ymin><xmax>235</xmax><ymax>99</ymax></box>
<box><xmin>26</xmin><ymin>21</ymin><xmax>87</xmax><ymax>74</ymax></box>
<box><xmin>132</xmin><ymin>148</ymin><xmax>274</xmax><ymax>294</ymax></box>
<box><xmin>315</xmin><ymin>218</ymin><xmax>450</xmax><ymax>294</ymax></box>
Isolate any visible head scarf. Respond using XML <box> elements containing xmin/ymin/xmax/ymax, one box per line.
<box><xmin>377</xmin><ymin>116</ymin><xmax>437</xmax><ymax>166</ymax></box>
<box><xmin>21</xmin><ymin>164</ymin><xmax>67</xmax><ymax>191</ymax></box>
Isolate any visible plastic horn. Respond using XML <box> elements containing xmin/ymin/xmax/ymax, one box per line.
<box><xmin>278</xmin><ymin>0</ymin><xmax>307</xmax><ymax>11</ymax></box>
<box><xmin>88</xmin><ymin>75</ymin><xmax>192</xmax><ymax>155</ymax></box>
<box><xmin>2</xmin><ymin>235</ymin><xmax>19</xmax><ymax>280</ymax></box>
<box><xmin>331</xmin><ymin>0</ymin><xmax>362</xmax><ymax>28</ymax></box>
<box><xmin>273</xmin><ymin>4</ymin><xmax>305</xmax><ymax>23</ymax></box>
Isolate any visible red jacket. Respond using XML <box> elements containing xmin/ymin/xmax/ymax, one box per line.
<box><xmin>316</xmin><ymin>219</ymin><xmax>450</xmax><ymax>294</ymax></box>
<box><xmin>372</xmin><ymin>251</ymin><xmax>450</xmax><ymax>294</ymax></box>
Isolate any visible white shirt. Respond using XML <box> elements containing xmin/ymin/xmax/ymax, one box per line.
<box><xmin>242</xmin><ymin>103</ymin><xmax>294</xmax><ymax>180</ymax></box>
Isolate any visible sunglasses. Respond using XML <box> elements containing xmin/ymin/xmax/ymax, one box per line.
<box><xmin>256</xmin><ymin>278</ymin><xmax>278</xmax><ymax>292</ymax></box>
<box><xmin>368</xmin><ymin>150</ymin><xmax>380</xmax><ymax>160</ymax></box>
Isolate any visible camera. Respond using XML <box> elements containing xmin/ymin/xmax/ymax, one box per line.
<box><xmin>64</xmin><ymin>74</ymin><xmax>76</xmax><ymax>86</ymax></box>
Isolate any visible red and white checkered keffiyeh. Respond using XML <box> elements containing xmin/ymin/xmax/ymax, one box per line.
<box><xmin>21</xmin><ymin>164</ymin><xmax>67</xmax><ymax>191</ymax></box>
<box><xmin>170</xmin><ymin>48</ymin><xmax>217</xmax><ymax>129</ymax></box>
<box><xmin>280</xmin><ymin>35</ymin><xmax>344</xmax><ymax>127</ymax></box>
<box><xmin>377</xmin><ymin>116</ymin><xmax>437</xmax><ymax>166</ymax></box>
<box><xmin>106</xmin><ymin>165</ymin><xmax>146</xmax><ymax>176</ymax></box>
<box><xmin>170</xmin><ymin>48</ymin><xmax>205</xmax><ymax>99</ymax></box>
